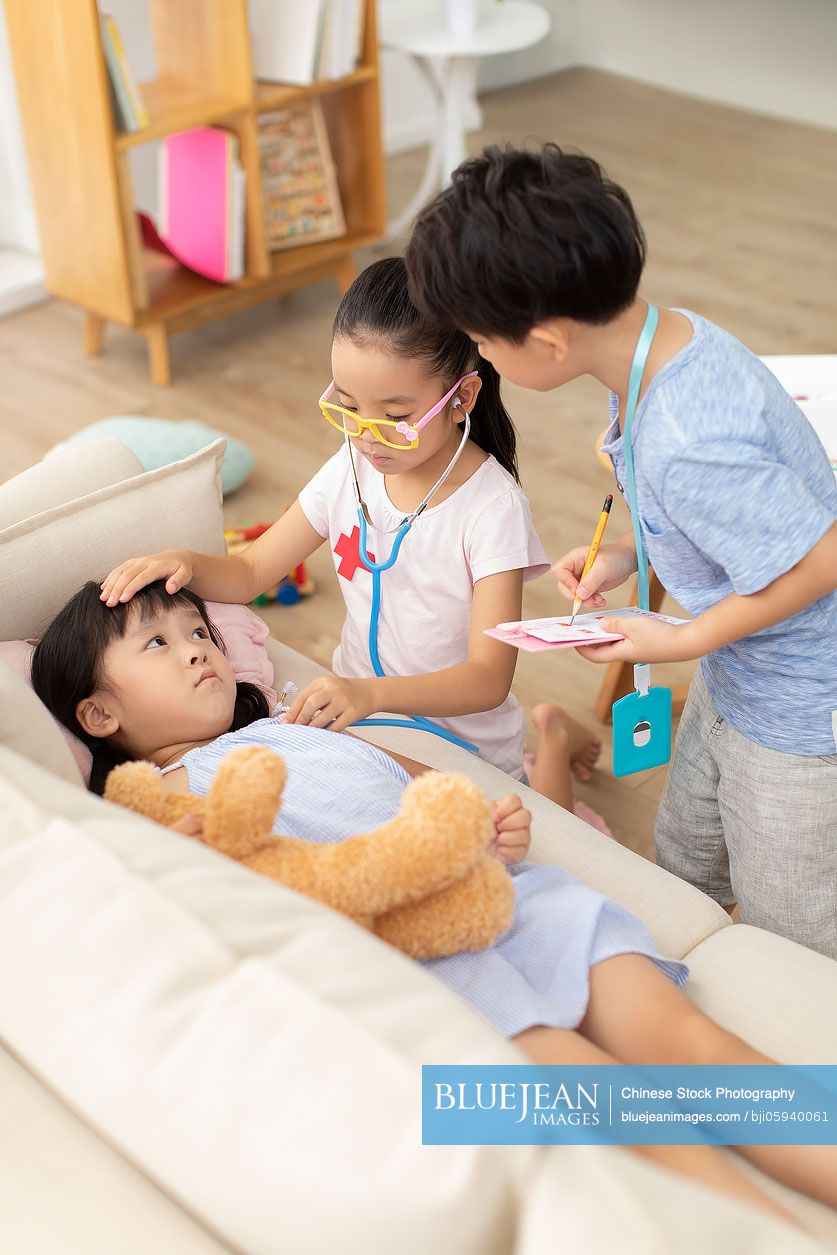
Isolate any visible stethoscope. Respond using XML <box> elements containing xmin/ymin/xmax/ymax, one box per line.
<box><xmin>346</xmin><ymin>400</ymin><xmax>479</xmax><ymax>752</ymax></box>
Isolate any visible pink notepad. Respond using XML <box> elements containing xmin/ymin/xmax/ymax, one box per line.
<box><xmin>160</xmin><ymin>128</ymin><xmax>243</xmax><ymax>282</ymax></box>
<box><xmin>485</xmin><ymin>608</ymin><xmax>688</xmax><ymax>652</ymax></box>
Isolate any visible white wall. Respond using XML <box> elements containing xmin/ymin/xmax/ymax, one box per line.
<box><xmin>0</xmin><ymin>5</ymin><xmax>38</xmax><ymax>252</ymax></box>
<box><xmin>381</xmin><ymin>0</ymin><xmax>837</xmax><ymax>151</ymax></box>
<box><xmin>574</xmin><ymin>0</ymin><xmax>837</xmax><ymax>133</ymax></box>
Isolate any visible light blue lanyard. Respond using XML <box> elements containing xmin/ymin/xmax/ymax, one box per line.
<box><xmin>609</xmin><ymin>302</ymin><xmax>673</xmax><ymax>778</ymax></box>
<box><xmin>621</xmin><ymin>303</ymin><xmax>659</xmax><ymax>611</ymax></box>
<box><xmin>351</xmin><ymin>507</ymin><xmax>479</xmax><ymax>754</ymax></box>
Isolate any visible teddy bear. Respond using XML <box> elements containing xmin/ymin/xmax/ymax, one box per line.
<box><xmin>104</xmin><ymin>746</ymin><xmax>515</xmax><ymax>961</ymax></box>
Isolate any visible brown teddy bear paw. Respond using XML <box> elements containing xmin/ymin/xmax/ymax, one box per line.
<box><xmin>399</xmin><ymin>772</ymin><xmax>492</xmax><ymax>871</ymax></box>
<box><xmin>105</xmin><ymin>760</ymin><xmax>170</xmax><ymax>823</ymax></box>
<box><xmin>204</xmin><ymin>745</ymin><xmax>287</xmax><ymax>857</ymax></box>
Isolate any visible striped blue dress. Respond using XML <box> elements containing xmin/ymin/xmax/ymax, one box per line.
<box><xmin>169</xmin><ymin>719</ymin><xmax>688</xmax><ymax>1037</ymax></box>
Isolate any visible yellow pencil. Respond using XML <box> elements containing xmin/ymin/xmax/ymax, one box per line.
<box><xmin>570</xmin><ymin>493</ymin><xmax>613</xmax><ymax>625</ymax></box>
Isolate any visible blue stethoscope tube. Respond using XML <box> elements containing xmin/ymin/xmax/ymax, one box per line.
<box><xmin>348</xmin><ymin>425</ymin><xmax>479</xmax><ymax>754</ymax></box>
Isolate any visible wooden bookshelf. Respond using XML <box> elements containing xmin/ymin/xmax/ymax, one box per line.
<box><xmin>3</xmin><ymin>0</ymin><xmax>385</xmax><ymax>384</ymax></box>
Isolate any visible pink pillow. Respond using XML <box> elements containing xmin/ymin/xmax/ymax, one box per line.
<box><xmin>0</xmin><ymin>603</ymin><xmax>276</xmax><ymax>786</ymax></box>
<box><xmin>205</xmin><ymin>601</ymin><xmax>277</xmax><ymax>709</ymax></box>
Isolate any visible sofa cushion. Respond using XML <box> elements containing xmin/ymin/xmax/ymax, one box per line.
<box><xmin>1</xmin><ymin>746</ymin><xmax>831</xmax><ymax>1255</ymax></box>
<box><xmin>0</xmin><ymin>439</ymin><xmax>142</xmax><ymax>530</ymax></box>
<box><xmin>683</xmin><ymin>925</ymin><xmax>837</xmax><ymax>1245</ymax></box>
<box><xmin>0</xmin><ymin>662</ymin><xmax>82</xmax><ymax>785</ymax></box>
<box><xmin>264</xmin><ymin>637</ymin><xmax>730</xmax><ymax>962</ymax></box>
<box><xmin>684</xmin><ymin>925</ymin><xmax>837</xmax><ymax>1062</ymax></box>
<box><xmin>0</xmin><ymin>744</ymin><xmax>533</xmax><ymax>1255</ymax></box>
<box><xmin>48</xmin><ymin>417</ymin><xmax>254</xmax><ymax>497</ymax></box>
<box><xmin>0</xmin><ymin>440</ymin><xmax>227</xmax><ymax>641</ymax></box>
<box><xmin>0</xmin><ymin>643</ymin><xmax>92</xmax><ymax>780</ymax></box>
<box><xmin>0</xmin><ymin>1045</ymin><xmax>228</xmax><ymax>1255</ymax></box>
<box><xmin>517</xmin><ymin>1143</ymin><xmax>828</xmax><ymax>1255</ymax></box>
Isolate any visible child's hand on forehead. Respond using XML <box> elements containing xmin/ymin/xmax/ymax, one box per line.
<box><xmin>100</xmin><ymin>550</ymin><xmax>193</xmax><ymax>606</ymax></box>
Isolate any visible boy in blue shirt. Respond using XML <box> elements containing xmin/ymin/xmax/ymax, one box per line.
<box><xmin>405</xmin><ymin>144</ymin><xmax>837</xmax><ymax>958</ymax></box>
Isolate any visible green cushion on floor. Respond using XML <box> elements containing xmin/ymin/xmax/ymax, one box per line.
<box><xmin>51</xmin><ymin>417</ymin><xmax>254</xmax><ymax>497</ymax></box>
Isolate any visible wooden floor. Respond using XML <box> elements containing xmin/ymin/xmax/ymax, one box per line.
<box><xmin>4</xmin><ymin>68</ymin><xmax>836</xmax><ymax>860</ymax></box>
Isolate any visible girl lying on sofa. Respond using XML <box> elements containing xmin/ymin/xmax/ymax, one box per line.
<box><xmin>32</xmin><ymin>580</ymin><xmax>836</xmax><ymax>1228</ymax></box>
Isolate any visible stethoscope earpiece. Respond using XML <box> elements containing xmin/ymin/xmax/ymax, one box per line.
<box><xmin>347</xmin><ymin>411</ymin><xmax>472</xmax><ymax>543</ymax></box>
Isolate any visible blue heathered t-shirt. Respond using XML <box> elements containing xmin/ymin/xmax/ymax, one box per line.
<box><xmin>601</xmin><ymin>310</ymin><xmax>837</xmax><ymax>756</ymax></box>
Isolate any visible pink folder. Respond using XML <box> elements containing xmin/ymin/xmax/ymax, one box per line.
<box><xmin>484</xmin><ymin>607</ymin><xmax>689</xmax><ymax>652</ymax></box>
<box><xmin>160</xmin><ymin>128</ymin><xmax>239</xmax><ymax>283</ymax></box>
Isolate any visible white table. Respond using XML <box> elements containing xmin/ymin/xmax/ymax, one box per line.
<box><xmin>380</xmin><ymin>0</ymin><xmax>550</xmax><ymax>238</ymax></box>
<box><xmin>760</xmin><ymin>355</ymin><xmax>837</xmax><ymax>478</ymax></box>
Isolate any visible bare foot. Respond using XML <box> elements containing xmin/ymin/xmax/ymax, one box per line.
<box><xmin>532</xmin><ymin>703</ymin><xmax>602</xmax><ymax>782</ymax></box>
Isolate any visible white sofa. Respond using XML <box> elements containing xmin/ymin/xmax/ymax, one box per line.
<box><xmin>0</xmin><ymin>440</ymin><xmax>835</xmax><ymax>1254</ymax></box>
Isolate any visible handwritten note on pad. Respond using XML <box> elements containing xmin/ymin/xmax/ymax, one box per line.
<box><xmin>485</xmin><ymin>608</ymin><xmax>689</xmax><ymax>652</ymax></box>
<box><xmin>527</xmin><ymin>619</ymin><xmax>625</xmax><ymax>644</ymax></box>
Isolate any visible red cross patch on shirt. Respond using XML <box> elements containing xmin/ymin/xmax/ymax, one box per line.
<box><xmin>334</xmin><ymin>526</ymin><xmax>375</xmax><ymax>581</ymax></box>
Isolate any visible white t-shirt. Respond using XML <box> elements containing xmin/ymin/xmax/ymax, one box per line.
<box><xmin>298</xmin><ymin>444</ymin><xmax>549</xmax><ymax>776</ymax></box>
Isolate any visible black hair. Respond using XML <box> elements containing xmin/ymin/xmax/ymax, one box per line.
<box><xmin>31</xmin><ymin>581</ymin><xmax>269</xmax><ymax>796</ymax></box>
<box><xmin>332</xmin><ymin>255</ymin><xmax>519</xmax><ymax>481</ymax></box>
<box><xmin>404</xmin><ymin>143</ymin><xmax>647</xmax><ymax>341</ymax></box>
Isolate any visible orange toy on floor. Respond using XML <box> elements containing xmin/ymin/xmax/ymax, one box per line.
<box><xmin>104</xmin><ymin>746</ymin><xmax>514</xmax><ymax>960</ymax></box>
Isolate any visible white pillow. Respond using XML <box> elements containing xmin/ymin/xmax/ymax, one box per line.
<box><xmin>0</xmin><ymin>440</ymin><xmax>226</xmax><ymax>641</ymax></box>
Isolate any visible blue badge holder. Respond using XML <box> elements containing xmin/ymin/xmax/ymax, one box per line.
<box><xmin>611</xmin><ymin>303</ymin><xmax>673</xmax><ymax>778</ymax></box>
<box><xmin>612</xmin><ymin>664</ymin><xmax>672</xmax><ymax>777</ymax></box>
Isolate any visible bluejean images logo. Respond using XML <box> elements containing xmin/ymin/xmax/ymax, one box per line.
<box><xmin>422</xmin><ymin>1065</ymin><xmax>837</xmax><ymax>1147</ymax></box>
<box><xmin>433</xmin><ymin>1077</ymin><xmax>601</xmax><ymax>1127</ymax></box>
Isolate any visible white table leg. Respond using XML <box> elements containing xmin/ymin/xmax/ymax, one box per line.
<box><xmin>462</xmin><ymin>57</ymin><xmax>482</xmax><ymax>131</ymax></box>
<box><xmin>384</xmin><ymin>54</ymin><xmax>443</xmax><ymax>240</ymax></box>
<box><xmin>440</xmin><ymin>55</ymin><xmax>475</xmax><ymax>180</ymax></box>
<box><xmin>383</xmin><ymin>52</ymin><xmax>479</xmax><ymax>240</ymax></box>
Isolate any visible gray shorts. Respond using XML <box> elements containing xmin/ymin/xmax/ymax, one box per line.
<box><xmin>655</xmin><ymin>668</ymin><xmax>837</xmax><ymax>959</ymax></box>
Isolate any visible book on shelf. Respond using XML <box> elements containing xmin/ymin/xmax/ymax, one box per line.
<box><xmin>159</xmin><ymin>128</ymin><xmax>246</xmax><ymax>284</ymax></box>
<box><xmin>100</xmin><ymin>13</ymin><xmax>149</xmax><ymax>133</ymax></box>
<box><xmin>258</xmin><ymin>101</ymin><xmax>345</xmax><ymax>251</ymax></box>
<box><xmin>249</xmin><ymin>0</ymin><xmax>365</xmax><ymax>86</ymax></box>
<box><xmin>317</xmin><ymin>0</ymin><xmax>365</xmax><ymax>80</ymax></box>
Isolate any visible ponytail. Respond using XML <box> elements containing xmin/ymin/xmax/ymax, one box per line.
<box><xmin>465</xmin><ymin>360</ymin><xmax>519</xmax><ymax>482</ymax></box>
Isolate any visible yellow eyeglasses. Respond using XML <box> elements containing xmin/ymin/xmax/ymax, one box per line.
<box><xmin>318</xmin><ymin>373</ymin><xmax>478</xmax><ymax>451</ymax></box>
